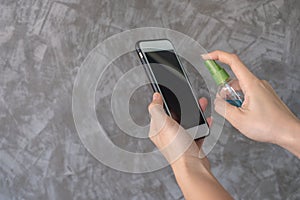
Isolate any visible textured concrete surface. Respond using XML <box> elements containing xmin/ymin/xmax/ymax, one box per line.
<box><xmin>1</xmin><ymin>0</ymin><xmax>300</xmax><ymax>199</ymax></box>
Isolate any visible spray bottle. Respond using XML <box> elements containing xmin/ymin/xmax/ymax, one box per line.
<box><xmin>204</xmin><ymin>60</ymin><xmax>244</xmax><ymax>107</ymax></box>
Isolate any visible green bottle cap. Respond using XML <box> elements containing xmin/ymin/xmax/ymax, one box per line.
<box><xmin>204</xmin><ymin>60</ymin><xmax>230</xmax><ymax>85</ymax></box>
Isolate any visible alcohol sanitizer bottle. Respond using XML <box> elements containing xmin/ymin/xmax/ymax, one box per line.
<box><xmin>204</xmin><ymin>60</ymin><xmax>244</xmax><ymax>107</ymax></box>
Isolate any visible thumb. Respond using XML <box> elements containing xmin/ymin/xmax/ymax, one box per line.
<box><xmin>148</xmin><ymin>93</ymin><xmax>168</xmax><ymax>137</ymax></box>
<box><xmin>214</xmin><ymin>97</ymin><xmax>244</xmax><ymax>128</ymax></box>
<box><xmin>148</xmin><ymin>93</ymin><xmax>165</xmax><ymax>119</ymax></box>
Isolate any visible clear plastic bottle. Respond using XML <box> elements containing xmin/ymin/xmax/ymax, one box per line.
<box><xmin>204</xmin><ymin>60</ymin><xmax>244</xmax><ymax>107</ymax></box>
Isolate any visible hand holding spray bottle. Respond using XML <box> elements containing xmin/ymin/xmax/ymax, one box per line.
<box><xmin>204</xmin><ymin>60</ymin><xmax>244</xmax><ymax>107</ymax></box>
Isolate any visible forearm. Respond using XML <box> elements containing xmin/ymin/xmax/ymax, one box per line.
<box><xmin>171</xmin><ymin>156</ymin><xmax>233</xmax><ymax>200</ymax></box>
<box><xmin>277</xmin><ymin>120</ymin><xmax>300</xmax><ymax>158</ymax></box>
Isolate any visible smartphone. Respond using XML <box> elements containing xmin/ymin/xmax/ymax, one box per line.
<box><xmin>136</xmin><ymin>39</ymin><xmax>209</xmax><ymax>139</ymax></box>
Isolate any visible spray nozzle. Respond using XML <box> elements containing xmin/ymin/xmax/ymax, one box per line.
<box><xmin>204</xmin><ymin>60</ymin><xmax>230</xmax><ymax>85</ymax></box>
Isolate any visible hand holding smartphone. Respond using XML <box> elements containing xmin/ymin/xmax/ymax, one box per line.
<box><xmin>136</xmin><ymin>39</ymin><xmax>209</xmax><ymax>139</ymax></box>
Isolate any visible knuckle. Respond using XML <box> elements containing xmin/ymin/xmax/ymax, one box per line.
<box><xmin>230</xmin><ymin>53</ymin><xmax>239</xmax><ymax>61</ymax></box>
<box><xmin>226</xmin><ymin>106</ymin><xmax>243</xmax><ymax>125</ymax></box>
<box><xmin>147</xmin><ymin>104</ymin><xmax>153</xmax><ymax>112</ymax></box>
<box><xmin>225</xmin><ymin>104</ymin><xmax>235</xmax><ymax>116</ymax></box>
<box><xmin>212</xmin><ymin>50</ymin><xmax>222</xmax><ymax>57</ymax></box>
<box><xmin>148</xmin><ymin>103</ymin><xmax>157</xmax><ymax>113</ymax></box>
<box><xmin>215</xmin><ymin>50</ymin><xmax>222</xmax><ymax>54</ymax></box>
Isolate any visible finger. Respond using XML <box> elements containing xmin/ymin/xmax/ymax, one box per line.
<box><xmin>214</xmin><ymin>97</ymin><xmax>244</xmax><ymax>129</ymax></box>
<box><xmin>202</xmin><ymin>50</ymin><xmax>257</xmax><ymax>85</ymax></box>
<box><xmin>148</xmin><ymin>93</ymin><xmax>168</xmax><ymax>137</ymax></box>
<box><xmin>198</xmin><ymin>97</ymin><xmax>208</xmax><ymax>112</ymax></box>
<box><xmin>195</xmin><ymin>138</ymin><xmax>204</xmax><ymax>149</ymax></box>
<box><xmin>206</xmin><ymin>116</ymin><xmax>213</xmax><ymax>127</ymax></box>
<box><xmin>148</xmin><ymin>92</ymin><xmax>165</xmax><ymax>118</ymax></box>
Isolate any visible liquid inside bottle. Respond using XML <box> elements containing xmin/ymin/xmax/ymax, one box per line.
<box><xmin>218</xmin><ymin>79</ymin><xmax>244</xmax><ymax>107</ymax></box>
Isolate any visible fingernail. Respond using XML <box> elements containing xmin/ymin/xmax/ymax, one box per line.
<box><xmin>153</xmin><ymin>93</ymin><xmax>160</xmax><ymax>100</ymax></box>
<box><xmin>201</xmin><ymin>54</ymin><xmax>208</xmax><ymax>60</ymax></box>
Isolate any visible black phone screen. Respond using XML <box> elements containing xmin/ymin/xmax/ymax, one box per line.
<box><xmin>144</xmin><ymin>50</ymin><xmax>205</xmax><ymax>129</ymax></box>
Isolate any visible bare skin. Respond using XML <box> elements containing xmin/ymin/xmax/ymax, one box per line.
<box><xmin>148</xmin><ymin>93</ymin><xmax>233</xmax><ymax>200</ymax></box>
<box><xmin>202</xmin><ymin>50</ymin><xmax>300</xmax><ymax>158</ymax></box>
<box><xmin>147</xmin><ymin>50</ymin><xmax>300</xmax><ymax>200</ymax></box>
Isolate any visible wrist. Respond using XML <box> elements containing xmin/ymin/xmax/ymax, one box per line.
<box><xmin>170</xmin><ymin>155</ymin><xmax>191</xmax><ymax>171</ymax></box>
<box><xmin>170</xmin><ymin>154</ymin><xmax>234</xmax><ymax>200</ymax></box>
<box><xmin>276</xmin><ymin>119</ymin><xmax>300</xmax><ymax>157</ymax></box>
<box><xmin>171</xmin><ymin>155</ymin><xmax>210</xmax><ymax>178</ymax></box>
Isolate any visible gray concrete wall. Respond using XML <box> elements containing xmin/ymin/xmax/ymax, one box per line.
<box><xmin>0</xmin><ymin>0</ymin><xmax>299</xmax><ymax>199</ymax></box>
